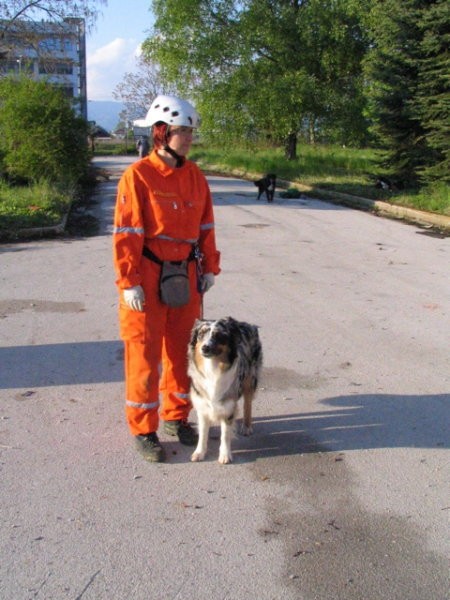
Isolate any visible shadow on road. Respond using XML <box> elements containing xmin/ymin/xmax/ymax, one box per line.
<box><xmin>228</xmin><ymin>393</ymin><xmax>449</xmax><ymax>462</ymax></box>
<box><xmin>0</xmin><ymin>340</ymin><xmax>123</xmax><ymax>388</ymax></box>
<box><xmin>1</xmin><ymin>340</ymin><xmax>448</xmax><ymax>460</ymax></box>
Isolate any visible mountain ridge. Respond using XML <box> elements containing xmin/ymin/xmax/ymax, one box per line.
<box><xmin>87</xmin><ymin>100</ymin><xmax>124</xmax><ymax>133</ymax></box>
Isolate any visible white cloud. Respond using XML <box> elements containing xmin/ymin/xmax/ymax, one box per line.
<box><xmin>87</xmin><ymin>38</ymin><xmax>142</xmax><ymax>101</ymax></box>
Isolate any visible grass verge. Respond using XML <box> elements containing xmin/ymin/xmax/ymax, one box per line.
<box><xmin>0</xmin><ymin>180</ymin><xmax>74</xmax><ymax>240</ymax></box>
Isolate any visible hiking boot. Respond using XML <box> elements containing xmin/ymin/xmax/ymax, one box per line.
<box><xmin>163</xmin><ymin>419</ymin><xmax>198</xmax><ymax>446</ymax></box>
<box><xmin>135</xmin><ymin>433</ymin><xmax>166</xmax><ymax>462</ymax></box>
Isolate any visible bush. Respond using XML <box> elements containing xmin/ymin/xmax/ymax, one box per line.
<box><xmin>0</xmin><ymin>76</ymin><xmax>89</xmax><ymax>186</ymax></box>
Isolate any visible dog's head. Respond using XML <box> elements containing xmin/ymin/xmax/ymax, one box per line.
<box><xmin>189</xmin><ymin>317</ymin><xmax>241</xmax><ymax>364</ymax></box>
<box><xmin>254</xmin><ymin>174</ymin><xmax>276</xmax><ymax>189</ymax></box>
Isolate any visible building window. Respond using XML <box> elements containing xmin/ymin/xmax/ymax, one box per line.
<box><xmin>38</xmin><ymin>61</ymin><xmax>73</xmax><ymax>75</ymax></box>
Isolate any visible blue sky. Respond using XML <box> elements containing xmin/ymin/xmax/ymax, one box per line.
<box><xmin>86</xmin><ymin>0</ymin><xmax>154</xmax><ymax>101</ymax></box>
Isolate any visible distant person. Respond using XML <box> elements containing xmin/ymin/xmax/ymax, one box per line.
<box><xmin>113</xmin><ymin>95</ymin><xmax>221</xmax><ymax>462</ymax></box>
<box><xmin>136</xmin><ymin>135</ymin><xmax>150</xmax><ymax>158</ymax></box>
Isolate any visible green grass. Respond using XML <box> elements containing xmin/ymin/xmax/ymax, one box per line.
<box><xmin>383</xmin><ymin>181</ymin><xmax>450</xmax><ymax>215</ymax></box>
<box><xmin>0</xmin><ymin>180</ymin><xmax>73</xmax><ymax>239</ymax></box>
<box><xmin>189</xmin><ymin>143</ymin><xmax>450</xmax><ymax>216</ymax></box>
<box><xmin>93</xmin><ymin>138</ymin><xmax>137</xmax><ymax>156</ymax></box>
<box><xmin>193</xmin><ymin>143</ymin><xmax>374</xmax><ymax>178</ymax></box>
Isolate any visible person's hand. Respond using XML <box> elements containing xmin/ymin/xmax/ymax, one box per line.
<box><xmin>201</xmin><ymin>273</ymin><xmax>215</xmax><ymax>293</ymax></box>
<box><xmin>123</xmin><ymin>285</ymin><xmax>145</xmax><ymax>311</ymax></box>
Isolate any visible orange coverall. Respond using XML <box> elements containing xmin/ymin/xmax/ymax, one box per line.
<box><xmin>113</xmin><ymin>150</ymin><xmax>220</xmax><ymax>436</ymax></box>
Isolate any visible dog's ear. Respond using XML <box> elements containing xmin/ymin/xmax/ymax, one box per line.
<box><xmin>226</xmin><ymin>317</ymin><xmax>240</xmax><ymax>363</ymax></box>
<box><xmin>190</xmin><ymin>319</ymin><xmax>209</xmax><ymax>342</ymax></box>
<box><xmin>225</xmin><ymin>316</ymin><xmax>242</xmax><ymax>342</ymax></box>
<box><xmin>189</xmin><ymin>320</ymin><xmax>202</xmax><ymax>346</ymax></box>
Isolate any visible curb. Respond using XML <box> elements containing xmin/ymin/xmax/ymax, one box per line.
<box><xmin>3</xmin><ymin>212</ymin><xmax>70</xmax><ymax>241</ymax></box>
<box><xmin>278</xmin><ymin>178</ymin><xmax>450</xmax><ymax>232</ymax></box>
<box><xmin>200</xmin><ymin>164</ymin><xmax>450</xmax><ymax>233</ymax></box>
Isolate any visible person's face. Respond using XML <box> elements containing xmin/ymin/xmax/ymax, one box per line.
<box><xmin>167</xmin><ymin>126</ymin><xmax>194</xmax><ymax>156</ymax></box>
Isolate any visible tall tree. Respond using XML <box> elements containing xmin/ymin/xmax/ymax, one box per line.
<box><xmin>144</xmin><ymin>0</ymin><xmax>370</xmax><ymax>159</ymax></box>
<box><xmin>365</xmin><ymin>0</ymin><xmax>448</xmax><ymax>186</ymax></box>
<box><xmin>416</xmin><ymin>0</ymin><xmax>449</xmax><ymax>183</ymax></box>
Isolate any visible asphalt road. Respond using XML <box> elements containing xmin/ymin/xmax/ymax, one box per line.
<box><xmin>1</xmin><ymin>156</ymin><xmax>449</xmax><ymax>600</ymax></box>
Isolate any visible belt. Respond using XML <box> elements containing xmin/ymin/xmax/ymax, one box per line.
<box><xmin>142</xmin><ymin>245</ymin><xmax>196</xmax><ymax>266</ymax></box>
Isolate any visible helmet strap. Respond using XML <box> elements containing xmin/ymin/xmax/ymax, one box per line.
<box><xmin>163</xmin><ymin>144</ymin><xmax>185</xmax><ymax>168</ymax></box>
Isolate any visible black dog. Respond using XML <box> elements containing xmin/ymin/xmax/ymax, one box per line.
<box><xmin>375</xmin><ymin>177</ymin><xmax>403</xmax><ymax>191</ymax></box>
<box><xmin>254</xmin><ymin>174</ymin><xmax>276</xmax><ymax>202</ymax></box>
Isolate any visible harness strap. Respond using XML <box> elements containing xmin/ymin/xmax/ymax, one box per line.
<box><xmin>142</xmin><ymin>246</ymin><xmax>163</xmax><ymax>264</ymax></box>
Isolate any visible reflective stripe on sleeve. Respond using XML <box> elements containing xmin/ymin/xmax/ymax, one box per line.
<box><xmin>200</xmin><ymin>223</ymin><xmax>214</xmax><ymax>231</ymax></box>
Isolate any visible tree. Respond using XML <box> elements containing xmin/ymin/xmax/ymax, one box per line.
<box><xmin>416</xmin><ymin>0</ymin><xmax>449</xmax><ymax>183</ymax></box>
<box><xmin>113</xmin><ymin>54</ymin><xmax>178</xmax><ymax>124</ymax></box>
<box><xmin>0</xmin><ymin>0</ymin><xmax>106</xmax><ymax>67</ymax></box>
<box><xmin>0</xmin><ymin>76</ymin><xmax>89</xmax><ymax>184</ymax></box>
<box><xmin>0</xmin><ymin>1</ymin><xmax>106</xmax><ymax>31</ymax></box>
<box><xmin>144</xmin><ymin>0</ymin><xmax>371</xmax><ymax>159</ymax></box>
<box><xmin>364</xmin><ymin>0</ymin><xmax>448</xmax><ymax>186</ymax></box>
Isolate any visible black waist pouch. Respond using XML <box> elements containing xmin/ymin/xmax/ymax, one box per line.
<box><xmin>159</xmin><ymin>260</ymin><xmax>190</xmax><ymax>307</ymax></box>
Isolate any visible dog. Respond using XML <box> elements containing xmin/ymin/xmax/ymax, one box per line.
<box><xmin>254</xmin><ymin>173</ymin><xmax>276</xmax><ymax>202</ymax></box>
<box><xmin>188</xmin><ymin>317</ymin><xmax>263</xmax><ymax>464</ymax></box>
<box><xmin>374</xmin><ymin>176</ymin><xmax>403</xmax><ymax>191</ymax></box>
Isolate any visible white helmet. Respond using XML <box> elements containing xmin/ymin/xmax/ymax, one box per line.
<box><xmin>134</xmin><ymin>95</ymin><xmax>200</xmax><ymax>128</ymax></box>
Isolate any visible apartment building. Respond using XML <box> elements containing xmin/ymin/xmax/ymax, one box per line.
<box><xmin>0</xmin><ymin>18</ymin><xmax>87</xmax><ymax>119</ymax></box>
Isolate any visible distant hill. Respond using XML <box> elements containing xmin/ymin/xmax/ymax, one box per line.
<box><xmin>87</xmin><ymin>101</ymin><xmax>124</xmax><ymax>133</ymax></box>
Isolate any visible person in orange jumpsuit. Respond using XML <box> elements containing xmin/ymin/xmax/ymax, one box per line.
<box><xmin>113</xmin><ymin>95</ymin><xmax>221</xmax><ymax>462</ymax></box>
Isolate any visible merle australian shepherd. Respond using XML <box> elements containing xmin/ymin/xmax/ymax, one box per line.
<box><xmin>188</xmin><ymin>317</ymin><xmax>263</xmax><ymax>464</ymax></box>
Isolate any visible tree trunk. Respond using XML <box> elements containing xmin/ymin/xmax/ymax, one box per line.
<box><xmin>284</xmin><ymin>132</ymin><xmax>297</xmax><ymax>161</ymax></box>
<box><xmin>308</xmin><ymin>117</ymin><xmax>316</xmax><ymax>145</ymax></box>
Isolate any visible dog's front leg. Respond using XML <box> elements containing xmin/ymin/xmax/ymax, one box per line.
<box><xmin>218</xmin><ymin>419</ymin><xmax>233</xmax><ymax>464</ymax></box>
<box><xmin>191</xmin><ymin>412</ymin><xmax>209</xmax><ymax>462</ymax></box>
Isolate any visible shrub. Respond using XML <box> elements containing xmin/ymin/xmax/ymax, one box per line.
<box><xmin>0</xmin><ymin>76</ymin><xmax>89</xmax><ymax>185</ymax></box>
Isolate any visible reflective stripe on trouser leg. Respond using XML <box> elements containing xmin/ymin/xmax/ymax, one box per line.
<box><xmin>123</xmin><ymin>340</ymin><xmax>161</xmax><ymax>436</ymax></box>
<box><xmin>159</xmin><ymin>262</ymin><xmax>202</xmax><ymax>422</ymax></box>
<box><xmin>120</xmin><ymin>258</ymin><xmax>164</xmax><ymax>436</ymax></box>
